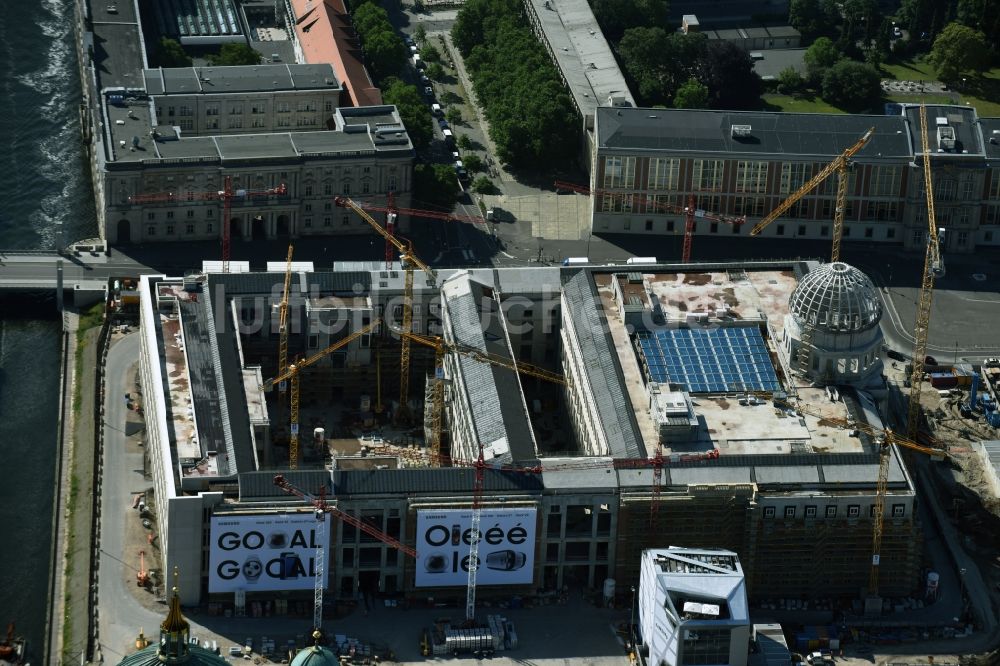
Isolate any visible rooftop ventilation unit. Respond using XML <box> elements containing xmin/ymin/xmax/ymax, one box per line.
<box><xmin>937</xmin><ymin>125</ymin><xmax>956</xmax><ymax>151</ymax></box>
<box><xmin>731</xmin><ymin>124</ymin><xmax>752</xmax><ymax>138</ymax></box>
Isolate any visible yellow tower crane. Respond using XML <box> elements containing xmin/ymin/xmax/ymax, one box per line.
<box><xmin>399</xmin><ymin>330</ymin><xmax>570</xmax><ymax>457</ymax></box>
<box><xmin>907</xmin><ymin>104</ymin><xmax>945</xmax><ymax>439</ymax></box>
<box><xmin>262</xmin><ymin>319</ymin><xmax>382</xmax><ymax>468</ymax></box>
<box><xmin>750</xmin><ymin>128</ymin><xmax>874</xmax><ymax>262</ymax></box>
<box><xmin>751</xmin><ymin>392</ymin><xmax>947</xmax><ymax>598</ymax></box>
<box><xmin>276</xmin><ymin>244</ymin><xmax>295</xmax><ymax>412</ymax></box>
<box><xmin>335</xmin><ymin>196</ymin><xmax>436</xmax><ymax>422</ymax></box>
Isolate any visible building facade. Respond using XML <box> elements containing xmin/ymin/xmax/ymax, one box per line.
<box><xmin>77</xmin><ymin>0</ymin><xmax>414</xmax><ymax>247</ymax></box>
<box><xmin>591</xmin><ymin>105</ymin><xmax>1000</xmax><ymax>253</ymax></box>
<box><xmin>134</xmin><ymin>262</ymin><xmax>924</xmax><ymax>610</ymax></box>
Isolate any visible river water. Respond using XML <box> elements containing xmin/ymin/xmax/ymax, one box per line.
<box><xmin>0</xmin><ymin>0</ymin><xmax>98</xmax><ymax>657</ymax></box>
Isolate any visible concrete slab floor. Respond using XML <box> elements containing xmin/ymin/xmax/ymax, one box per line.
<box><xmin>171</xmin><ymin>592</ymin><xmax>632</xmax><ymax>666</ymax></box>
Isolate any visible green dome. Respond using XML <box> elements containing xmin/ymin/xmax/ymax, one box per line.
<box><xmin>116</xmin><ymin>644</ymin><xmax>230</xmax><ymax>666</ymax></box>
<box><xmin>290</xmin><ymin>644</ymin><xmax>339</xmax><ymax>666</ymax></box>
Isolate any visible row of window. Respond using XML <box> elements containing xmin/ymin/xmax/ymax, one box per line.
<box><xmin>605</xmin><ymin>157</ymin><xmax>906</xmax><ymax>196</ymax></box>
<box><xmin>146</xmin><ymin>222</ymin><xmax>213</xmax><ymax>236</ymax></box>
<box><xmin>763</xmin><ymin>503</ymin><xmax>906</xmax><ymax>519</ymax></box>
<box><xmin>603</xmin><ymin>157</ymin><xmax>1000</xmax><ymax>200</ymax></box>
<box><xmin>606</xmin><ymin>217</ymin><xmax>903</xmax><ymax>240</ymax></box>
<box><xmin>161</xmin><ymin>101</ymin><xmax>332</xmax><ymax>117</ymax></box>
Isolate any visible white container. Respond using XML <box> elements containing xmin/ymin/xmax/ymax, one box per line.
<box><xmin>603</xmin><ymin>578</ymin><xmax>616</xmax><ymax>601</ymax></box>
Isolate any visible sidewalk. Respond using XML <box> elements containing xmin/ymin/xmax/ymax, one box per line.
<box><xmin>440</xmin><ymin>32</ymin><xmax>515</xmax><ymax>184</ymax></box>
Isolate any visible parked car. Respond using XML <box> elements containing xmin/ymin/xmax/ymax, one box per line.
<box><xmin>438</xmin><ymin>118</ymin><xmax>449</xmax><ymax>130</ymax></box>
<box><xmin>431</xmin><ymin>103</ymin><xmax>442</xmax><ymax>116</ymax></box>
<box><xmin>404</xmin><ymin>35</ymin><xmax>415</xmax><ymax>47</ymax></box>
<box><xmin>424</xmin><ymin>86</ymin><xmax>433</xmax><ymax>97</ymax></box>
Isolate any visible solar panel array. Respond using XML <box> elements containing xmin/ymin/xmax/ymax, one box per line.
<box><xmin>637</xmin><ymin>327</ymin><xmax>780</xmax><ymax>393</ymax></box>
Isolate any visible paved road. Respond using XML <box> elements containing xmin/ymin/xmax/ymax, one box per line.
<box><xmin>97</xmin><ymin>332</ymin><xmax>160</xmax><ymax>661</ymax></box>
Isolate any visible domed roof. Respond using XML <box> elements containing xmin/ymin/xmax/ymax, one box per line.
<box><xmin>789</xmin><ymin>262</ymin><xmax>881</xmax><ymax>334</ymax></box>
<box><xmin>116</xmin><ymin>645</ymin><xmax>231</xmax><ymax>666</ymax></box>
<box><xmin>291</xmin><ymin>644</ymin><xmax>339</xmax><ymax>666</ymax></box>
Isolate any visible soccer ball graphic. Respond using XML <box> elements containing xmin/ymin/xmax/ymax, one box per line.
<box><xmin>242</xmin><ymin>556</ymin><xmax>263</xmax><ymax>582</ymax></box>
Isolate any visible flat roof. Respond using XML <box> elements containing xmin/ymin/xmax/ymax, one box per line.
<box><xmin>983</xmin><ymin>118</ymin><xmax>1000</xmax><ymax>158</ymax></box>
<box><xmin>903</xmin><ymin>103</ymin><xmax>984</xmax><ymax>157</ymax></box>
<box><xmin>103</xmin><ymin>104</ymin><xmax>411</xmax><ymax>164</ymax></box>
<box><xmin>142</xmin><ymin>64</ymin><xmax>341</xmax><ymax>95</ymax></box>
<box><xmin>593</xmin><ymin>267</ymin><xmax>868</xmax><ymax>458</ymax></box>
<box><xmin>523</xmin><ymin>0</ymin><xmax>634</xmax><ymax>119</ymax></box>
<box><xmin>596</xmin><ymin>107</ymin><xmax>913</xmax><ymax>160</ymax></box>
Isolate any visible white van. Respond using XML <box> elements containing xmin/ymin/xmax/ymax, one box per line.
<box><xmin>442</xmin><ymin>128</ymin><xmax>454</xmax><ymax>143</ymax></box>
<box><xmin>431</xmin><ymin>103</ymin><xmax>442</xmax><ymax>116</ymax></box>
<box><xmin>562</xmin><ymin>257</ymin><xmax>589</xmax><ymax>266</ymax></box>
<box><xmin>626</xmin><ymin>256</ymin><xmax>657</xmax><ymax>265</ymax></box>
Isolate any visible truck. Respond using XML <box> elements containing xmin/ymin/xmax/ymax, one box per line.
<box><xmin>626</xmin><ymin>256</ymin><xmax>657</xmax><ymax>265</ymax></box>
<box><xmin>561</xmin><ymin>257</ymin><xmax>589</xmax><ymax>266</ymax></box>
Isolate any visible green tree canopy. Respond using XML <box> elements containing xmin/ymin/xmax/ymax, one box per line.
<box><xmin>413</xmin><ymin>164</ymin><xmax>460</xmax><ymax>209</ymax></box>
<box><xmin>589</xmin><ymin>0</ymin><xmax>670</xmax><ymax>42</ymax></box>
<box><xmin>445</xmin><ymin>106</ymin><xmax>463</xmax><ymax>125</ymax></box>
<box><xmin>618</xmin><ymin>30</ymin><xmax>758</xmax><ymax>108</ymax></box>
<box><xmin>776</xmin><ymin>67</ymin><xmax>805</xmax><ymax>95</ymax></box>
<box><xmin>820</xmin><ymin>60</ymin><xmax>881</xmax><ymax>110</ymax></box>
<box><xmin>788</xmin><ymin>0</ymin><xmax>841</xmax><ymax>39</ymax></box>
<box><xmin>803</xmin><ymin>37</ymin><xmax>842</xmax><ymax>82</ymax></box>
<box><xmin>463</xmin><ymin>153</ymin><xmax>484</xmax><ymax>172</ymax></box>
<box><xmin>353</xmin><ymin>3</ymin><xmax>407</xmax><ymax>81</ymax></box>
<box><xmin>381</xmin><ymin>77</ymin><xmax>434</xmax><ymax>151</ymax></box>
<box><xmin>208</xmin><ymin>43</ymin><xmax>262</xmax><ymax>66</ymax></box>
<box><xmin>928</xmin><ymin>22</ymin><xmax>990</xmax><ymax>81</ymax></box>
<box><xmin>673</xmin><ymin>78</ymin><xmax>708</xmax><ymax>108</ymax></box>
<box><xmin>421</xmin><ymin>43</ymin><xmax>443</xmax><ymax>63</ymax></box>
<box><xmin>152</xmin><ymin>38</ymin><xmax>192</xmax><ymax>67</ymax></box>
<box><xmin>451</xmin><ymin>0</ymin><xmax>580</xmax><ymax>170</ymax></box>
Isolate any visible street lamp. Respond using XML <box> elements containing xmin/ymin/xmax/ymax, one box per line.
<box><xmin>630</xmin><ymin>585</ymin><xmax>637</xmax><ymax>650</ymax></box>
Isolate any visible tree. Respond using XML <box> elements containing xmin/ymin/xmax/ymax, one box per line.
<box><xmin>957</xmin><ymin>0</ymin><xmax>1000</xmax><ymax>49</ymax></box>
<box><xmin>463</xmin><ymin>153</ymin><xmax>484</xmax><ymax>172</ymax></box>
<box><xmin>413</xmin><ymin>163</ymin><xmax>460</xmax><ymax>209</ymax></box>
<box><xmin>353</xmin><ymin>3</ymin><xmax>407</xmax><ymax>81</ymax></box>
<box><xmin>673</xmin><ymin>78</ymin><xmax>708</xmax><ymax>108</ymax></box>
<box><xmin>472</xmin><ymin>175</ymin><xmax>496</xmax><ymax>194</ymax></box>
<box><xmin>589</xmin><ymin>0</ymin><xmax>670</xmax><ymax>42</ymax></box>
<box><xmin>414</xmin><ymin>24</ymin><xmax>427</xmax><ymax>43</ymax></box>
<box><xmin>776</xmin><ymin>67</ymin><xmax>805</xmax><ymax>95</ymax></box>
<box><xmin>696</xmin><ymin>41</ymin><xmax>761</xmax><ymax>109</ymax></box>
<box><xmin>208</xmin><ymin>43</ymin><xmax>262</xmax><ymax>66</ymax></box>
<box><xmin>617</xmin><ymin>28</ymin><xmax>705</xmax><ymax>106</ymax></box>
<box><xmin>445</xmin><ymin>106</ymin><xmax>463</xmax><ymax>125</ymax></box>
<box><xmin>381</xmin><ymin>78</ymin><xmax>434</xmax><ymax>150</ymax></box>
<box><xmin>456</xmin><ymin>134</ymin><xmax>473</xmax><ymax>151</ymax></box>
<box><xmin>803</xmin><ymin>37</ymin><xmax>842</xmax><ymax>83</ymax></box>
<box><xmin>152</xmin><ymin>38</ymin><xmax>191</xmax><ymax>67</ymax></box>
<box><xmin>928</xmin><ymin>22</ymin><xmax>990</xmax><ymax>81</ymax></box>
<box><xmin>789</xmin><ymin>0</ymin><xmax>840</xmax><ymax>39</ymax></box>
<box><xmin>425</xmin><ymin>63</ymin><xmax>445</xmax><ymax>80</ymax></box>
<box><xmin>421</xmin><ymin>43</ymin><xmax>442</xmax><ymax>63</ymax></box>
<box><xmin>821</xmin><ymin>60</ymin><xmax>881</xmax><ymax>110</ymax></box>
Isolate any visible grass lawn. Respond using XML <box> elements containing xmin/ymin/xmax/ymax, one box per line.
<box><xmin>761</xmin><ymin>94</ymin><xmax>846</xmax><ymax>114</ymax></box>
<box><xmin>881</xmin><ymin>58</ymin><xmax>937</xmax><ymax>82</ymax></box>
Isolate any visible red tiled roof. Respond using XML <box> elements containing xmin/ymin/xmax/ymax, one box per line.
<box><xmin>290</xmin><ymin>0</ymin><xmax>383</xmax><ymax>107</ymax></box>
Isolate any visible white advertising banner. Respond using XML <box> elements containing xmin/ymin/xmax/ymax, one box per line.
<box><xmin>208</xmin><ymin>513</ymin><xmax>328</xmax><ymax>593</ymax></box>
<box><xmin>415</xmin><ymin>508</ymin><xmax>536</xmax><ymax>588</ymax></box>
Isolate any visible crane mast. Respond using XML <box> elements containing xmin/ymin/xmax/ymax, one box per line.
<box><xmin>466</xmin><ymin>444</ymin><xmax>485</xmax><ymax>622</ymax></box>
<box><xmin>907</xmin><ymin>104</ymin><xmax>944</xmax><ymax>439</ymax></box>
<box><xmin>750</xmin><ymin>127</ymin><xmax>873</xmax><ymax>262</ymax></box>
<box><xmin>262</xmin><ymin>319</ymin><xmax>382</xmax><ymax>468</ymax></box>
<box><xmin>277</xmin><ymin>245</ymin><xmax>294</xmax><ymax>427</ymax></box>
<box><xmin>313</xmin><ymin>506</ymin><xmax>326</xmax><ymax>633</ymax></box>
<box><xmin>335</xmin><ymin>197</ymin><xmax>436</xmax><ymax>422</ymax></box>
